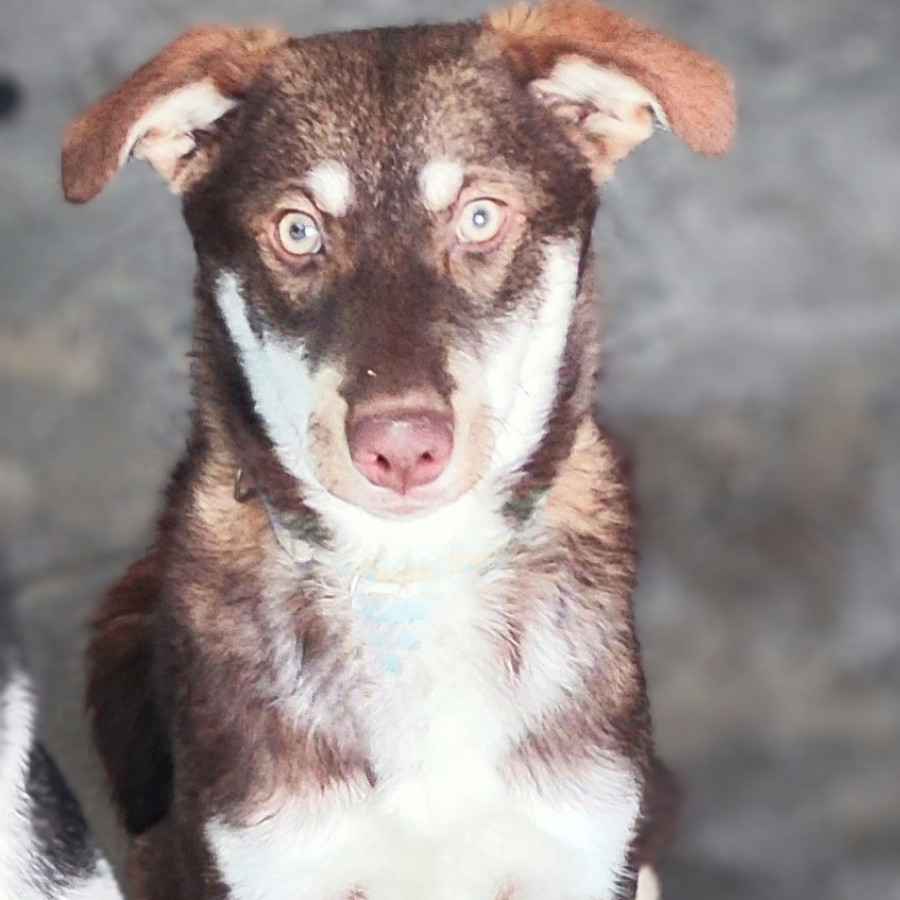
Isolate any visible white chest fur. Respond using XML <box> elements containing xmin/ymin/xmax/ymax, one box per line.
<box><xmin>207</xmin><ymin>561</ymin><xmax>641</xmax><ymax>900</ymax></box>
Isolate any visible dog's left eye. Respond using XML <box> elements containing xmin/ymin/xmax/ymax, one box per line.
<box><xmin>456</xmin><ymin>199</ymin><xmax>506</xmax><ymax>245</ymax></box>
<box><xmin>275</xmin><ymin>211</ymin><xmax>323</xmax><ymax>257</ymax></box>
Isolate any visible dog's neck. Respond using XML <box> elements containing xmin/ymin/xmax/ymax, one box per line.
<box><xmin>199</xmin><ymin>417</ymin><xmax>616</xmax><ymax>600</ymax></box>
<box><xmin>232</xmin><ymin>461</ymin><xmax>522</xmax><ymax>577</ymax></box>
<box><xmin>260</xmin><ymin>488</ymin><xmax>514</xmax><ymax>586</ymax></box>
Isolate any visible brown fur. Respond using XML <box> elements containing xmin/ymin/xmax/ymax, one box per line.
<box><xmin>62</xmin><ymin>26</ymin><xmax>287</xmax><ymax>203</ymax></box>
<box><xmin>87</xmin><ymin>551</ymin><xmax>173</xmax><ymax>835</ymax></box>
<box><xmin>487</xmin><ymin>0</ymin><xmax>735</xmax><ymax>155</ymax></box>
<box><xmin>68</xmin><ymin>3</ymin><xmax>735</xmax><ymax>897</ymax></box>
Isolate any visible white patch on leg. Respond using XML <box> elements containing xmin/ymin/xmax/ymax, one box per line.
<box><xmin>0</xmin><ymin>670</ymin><xmax>36</xmax><ymax>893</ymax></box>
<box><xmin>636</xmin><ymin>864</ymin><xmax>661</xmax><ymax>900</ymax></box>
<box><xmin>0</xmin><ymin>671</ymin><xmax>123</xmax><ymax>899</ymax></box>
<box><xmin>61</xmin><ymin>861</ymin><xmax>123</xmax><ymax>900</ymax></box>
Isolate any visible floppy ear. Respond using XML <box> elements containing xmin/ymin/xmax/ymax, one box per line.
<box><xmin>486</xmin><ymin>0</ymin><xmax>735</xmax><ymax>183</ymax></box>
<box><xmin>62</xmin><ymin>26</ymin><xmax>286</xmax><ymax>203</ymax></box>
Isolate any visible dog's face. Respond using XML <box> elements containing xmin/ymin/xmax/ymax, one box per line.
<box><xmin>190</xmin><ymin>23</ymin><xmax>600</xmax><ymax>519</ymax></box>
<box><xmin>63</xmin><ymin>1</ymin><xmax>734</xmax><ymax>521</ymax></box>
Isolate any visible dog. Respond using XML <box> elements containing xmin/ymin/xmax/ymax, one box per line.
<box><xmin>0</xmin><ymin>600</ymin><xmax>122</xmax><ymax>899</ymax></box>
<box><xmin>61</xmin><ymin>1</ymin><xmax>734</xmax><ymax>897</ymax></box>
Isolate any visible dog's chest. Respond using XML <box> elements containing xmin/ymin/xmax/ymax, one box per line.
<box><xmin>347</xmin><ymin>568</ymin><xmax>513</xmax><ymax>811</ymax></box>
<box><xmin>211</xmin><ymin>569</ymin><xmax>521</xmax><ymax>891</ymax></box>
<box><xmin>207</xmin><ymin>560</ymin><xmax>640</xmax><ymax>900</ymax></box>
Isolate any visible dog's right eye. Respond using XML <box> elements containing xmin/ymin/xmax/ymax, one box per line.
<box><xmin>456</xmin><ymin>199</ymin><xmax>506</xmax><ymax>245</ymax></box>
<box><xmin>275</xmin><ymin>211</ymin><xmax>323</xmax><ymax>257</ymax></box>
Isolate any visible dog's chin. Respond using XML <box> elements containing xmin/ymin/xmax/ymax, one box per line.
<box><xmin>311</xmin><ymin>470</ymin><xmax>472</xmax><ymax>521</ymax></box>
<box><xmin>335</xmin><ymin>486</ymin><xmax>463</xmax><ymax>520</ymax></box>
<box><xmin>309</xmin><ymin>452</ymin><xmax>488</xmax><ymax>522</ymax></box>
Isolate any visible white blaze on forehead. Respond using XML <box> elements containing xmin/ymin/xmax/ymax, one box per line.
<box><xmin>306</xmin><ymin>161</ymin><xmax>354</xmax><ymax>217</ymax></box>
<box><xmin>418</xmin><ymin>159</ymin><xmax>465</xmax><ymax>213</ymax></box>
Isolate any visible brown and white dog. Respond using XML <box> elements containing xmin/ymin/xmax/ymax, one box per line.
<box><xmin>62</xmin><ymin>2</ymin><xmax>734</xmax><ymax>898</ymax></box>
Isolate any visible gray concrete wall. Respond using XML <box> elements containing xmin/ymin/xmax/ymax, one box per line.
<box><xmin>2</xmin><ymin>0</ymin><xmax>898</xmax><ymax>896</ymax></box>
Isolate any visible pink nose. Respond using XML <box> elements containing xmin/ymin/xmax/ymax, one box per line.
<box><xmin>347</xmin><ymin>410</ymin><xmax>454</xmax><ymax>494</ymax></box>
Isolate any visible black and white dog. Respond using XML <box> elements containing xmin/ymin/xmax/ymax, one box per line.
<box><xmin>0</xmin><ymin>599</ymin><xmax>121</xmax><ymax>899</ymax></box>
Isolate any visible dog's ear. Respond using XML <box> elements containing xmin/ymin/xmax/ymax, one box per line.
<box><xmin>62</xmin><ymin>26</ymin><xmax>286</xmax><ymax>203</ymax></box>
<box><xmin>485</xmin><ymin>0</ymin><xmax>735</xmax><ymax>183</ymax></box>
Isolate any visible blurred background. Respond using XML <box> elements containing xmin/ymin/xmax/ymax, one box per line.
<box><xmin>1</xmin><ymin>0</ymin><xmax>898</xmax><ymax>896</ymax></box>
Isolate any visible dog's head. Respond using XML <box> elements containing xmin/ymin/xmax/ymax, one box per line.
<box><xmin>63</xmin><ymin>0</ymin><xmax>733</xmax><ymax>525</ymax></box>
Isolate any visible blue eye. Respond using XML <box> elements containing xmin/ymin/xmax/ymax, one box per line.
<box><xmin>471</xmin><ymin>206</ymin><xmax>492</xmax><ymax>228</ymax></box>
<box><xmin>276</xmin><ymin>211</ymin><xmax>322</xmax><ymax>256</ymax></box>
<box><xmin>456</xmin><ymin>198</ymin><xmax>505</xmax><ymax>244</ymax></box>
